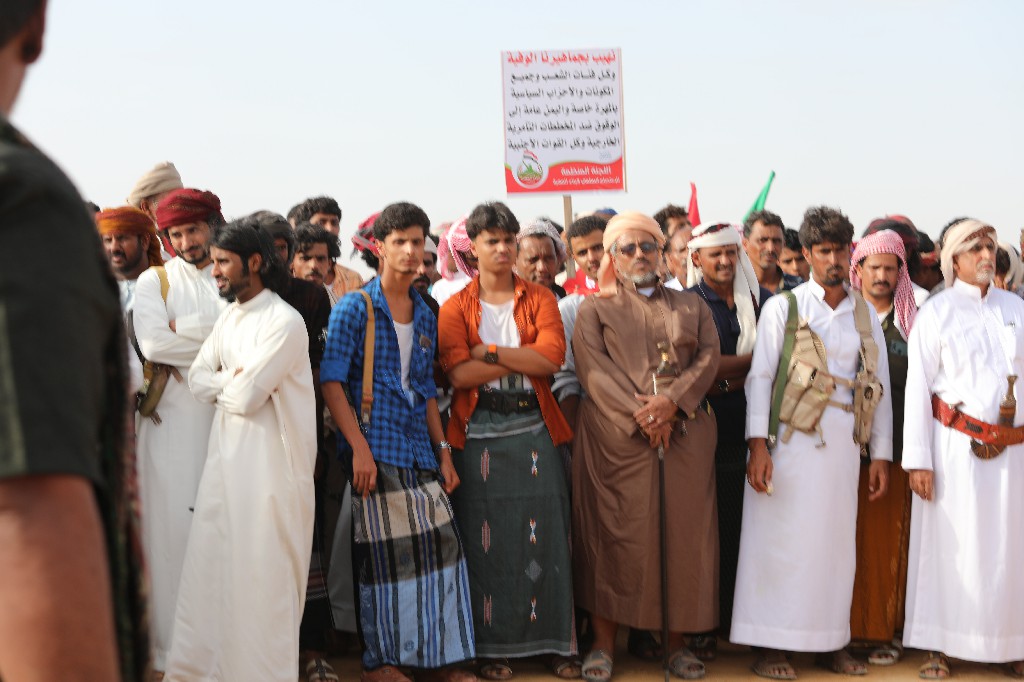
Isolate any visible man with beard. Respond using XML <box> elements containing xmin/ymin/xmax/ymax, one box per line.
<box><xmin>847</xmin><ymin>229</ymin><xmax>919</xmax><ymax>667</ymax></box>
<box><xmin>744</xmin><ymin>210</ymin><xmax>801</xmax><ymax>293</ymax></box>
<box><xmin>902</xmin><ymin>219</ymin><xmax>1024</xmax><ymax>679</ymax></box>
<box><xmin>251</xmin><ymin>210</ymin><xmax>338</xmax><ymax>680</ymax></box>
<box><xmin>166</xmin><ymin>219</ymin><xmax>316</xmax><ymax>682</ymax></box>
<box><xmin>414</xmin><ymin>236</ymin><xmax>440</xmax><ymax>296</ymax></box>
<box><xmin>97</xmin><ymin>206</ymin><xmax>165</xmax><ymax>394</ymax></box>
<box><xmin>516</xmin><ymin>217</ymin><xmax>568</xmax><ymax>299</ymax></box>
<box><xmin>572</xmin><ymin>212</ymin><xmax>720</xmax><ymax>681</ymax></box>
<box><xmin>134</xmin><ymin>187</ymin><xmax>227</xmax><ymax>675</ymax></box>
<box><xmin>732</xmin><ymin>206</ymin><xmax>893</xmax><ymax>679</ymax></box>
<box><xmin>685</xmin><ymin>222</ymin><xmax>772</xmax><ymax>662</ymax></box>
<box><xmin>97</xmin><ymin>206</ymin><xmax>163</xmax><ymax>311</ymax></box>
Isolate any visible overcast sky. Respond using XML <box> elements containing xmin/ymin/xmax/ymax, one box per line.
<box><xmin>14</xmin><ymin>0</ymin><xmax>1024</xmax><ymax>272</ymax></box>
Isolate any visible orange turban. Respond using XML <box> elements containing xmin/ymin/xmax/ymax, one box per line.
<box><xmin>96</xmin><ymin>206</ymin><xmax>163</xmax><ymax>267</ymax></box>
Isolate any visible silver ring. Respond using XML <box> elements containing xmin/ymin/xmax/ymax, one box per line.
<box><xmin>647</xmin><ymin>414</ymin><xmax>655</xmax><ymax>424</ymax></box>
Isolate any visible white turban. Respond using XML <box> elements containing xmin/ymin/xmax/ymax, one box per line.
<box><xmin>940</xmin><ymin>219</ymin><xmax>996</xmax><ymax>288</ymax></box>
<box><xmin>127</xmin><ymin>161</ymin><xmax>183</xmax><ymax>208</ymax></box>
<box><xmin>519</xmin><ymin>217</ymin><xmax>567</xmax><ymax>263</ymax></box>
<box><xmin>686</xmin><ymin>222</ymin><xmax>760</xmax><ymax>354</ymax></box>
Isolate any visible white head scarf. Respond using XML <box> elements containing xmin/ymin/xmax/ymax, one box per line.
<box><xmin>940</xmin><ymin>219</ymin><xmax>996</xmax><ymax>288</ymax></box>
<box><xmin>686</xmin><ymin>222</ymin><xmax>760</xmax><ymax>354</ymax></box>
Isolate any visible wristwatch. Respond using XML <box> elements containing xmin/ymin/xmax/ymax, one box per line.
<box><xmin>483</xmin><ymin>344</ymin><xmax>499</xmax><ymax>364</ymax></box>
<box><xmin>436</xmin><ymin>440</ymin><xmax>452</xmax><ymax>453</ymax></box>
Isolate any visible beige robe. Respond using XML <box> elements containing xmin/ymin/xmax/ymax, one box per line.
<box><xmin>572</xmin><ymin>282</ymin><xmax>721</xmax><ymax>631</ymax></box>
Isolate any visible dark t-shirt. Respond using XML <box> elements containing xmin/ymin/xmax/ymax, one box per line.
<box><xmin>0</xmin><ymin>117</ymin><xmax>120</xmax><ymax>483</ymax></box>
<box><xmin>280</xmin><ymin>276</ymin><xmax>332</xmax><ymax>369</ymax></box>
<box><xmin>690</xmin><ymin>281</ymin><xmax>773</xmax><ymax>448</ymax></box>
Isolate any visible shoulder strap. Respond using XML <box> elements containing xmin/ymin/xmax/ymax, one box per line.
<box><xmin>358</xmin><ymin>289</ymin><xmax>375</xmax><ymax>425</ymax></box>
<box><xmin>850</xmin><ymin>291</ymin><xmax>878</xmax><ymax>375</ymax></box>
<box><xmin>153</xmin><ymin>266</ymin><xmax>169</xmax><ymax>302</ymax></box>
<box><xmin>768</xmin><ymin>291</ymin><xmax>799</xmax><ymax>444</ymax></box>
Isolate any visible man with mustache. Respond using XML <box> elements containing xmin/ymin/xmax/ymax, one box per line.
<box><xmin>135</xmin><ymin>188</ymin><xmax>227</xmax><ymax>676</ymax></box>
<box><xmin>516</xmin><ymin>217</ymin><xmax>568</xmax><ymax>299</ymax></box>
<box><xmin>902</xmin><ymin>219</ymin><xmax>1024</xmax><ymax>680</ymax></box>
<box><xmin>685</xmin><ymin>222</ymin><xmax>772</xmax><ymax>662</ymax></box>
<box><xmin>847</xmin><ymin>229</ymin><xmax>920</xmax><ymax>667</ymax></box>
<box><xmin>744</xmin><ymin>210</ymin><xmax>801</xmax><ymax>294</ymax></box>
<box><xmin>572</xmin><ymin>212</ymin><xmax>720</xmax><ymax>681</ymax></box>
<box><xmin>733</xmin><ymin>206</ymin><xmax>893</xmax><ymax>679</ymax></box>
<box><xmin>414</xmin><ymin>235</ymin><xmax>441</xmax><ymax>296</ymax></box>
<box><xmin>166</xmin><ymin>219</ymin><xmax>316</xmax><ymax>682</ymax></box>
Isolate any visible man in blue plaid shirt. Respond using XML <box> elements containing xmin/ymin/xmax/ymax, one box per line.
<box><xmin>321</xmin><ymin>202</ymin><xmax>477</xmax><ymax>682</ymax></box>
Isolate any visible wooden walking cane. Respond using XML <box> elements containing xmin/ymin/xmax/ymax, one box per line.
<box><xmin>652</xmin><ymin>342</ymin><xmax>678</xmax><ymax>682</ymax></box>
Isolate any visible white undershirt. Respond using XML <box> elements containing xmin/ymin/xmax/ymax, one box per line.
<box><xmin>478</xmin><ymin>299</ymin><xmax>533</xmax><ymax>390</ymax></box>
<box><xmin>637</xmin><ymin>286</ymin><xmax>656</xmax><ymax>297</ymax></box>
<box><xmin>393</xmin><ymin>320</ymin><xmax>415</xmax><ymax>404</ymax></box>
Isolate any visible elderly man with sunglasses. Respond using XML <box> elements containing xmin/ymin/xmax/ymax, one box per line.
<box><xmin>572</xmin><ymin>212</ymin><xmax>721</xmax><ymax>682</ymax></box>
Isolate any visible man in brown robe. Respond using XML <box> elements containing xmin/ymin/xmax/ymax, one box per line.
<box><xmin>572</xmin><ymin>212</ymin><xmax>721</xmax><ymax>681</ymax></box>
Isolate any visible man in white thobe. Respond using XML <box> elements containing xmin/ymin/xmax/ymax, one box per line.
<box><xmin>133</xmin><ymin>188</ymin><xmax>227</xmax><ymax>672</ymax></box>
<box><xmin>165</xmin><ymin>219</ymin><xmax>316</xmax><ymax>682</ymax></box>
<box><xmin>903</xmin><ymin>219</ymin><xmax>1024</xmax><ymax>679</ymax></box>
<box><xmin>732</xmin><ymin>206</ymin><xmax>893</xmax><ymax>679</ymax></box>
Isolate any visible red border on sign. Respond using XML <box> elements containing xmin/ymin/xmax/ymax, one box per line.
<box><xmin>505</xmin><ymin>158</ymin><xmax>624</xmax><ymax>194</ymax></box>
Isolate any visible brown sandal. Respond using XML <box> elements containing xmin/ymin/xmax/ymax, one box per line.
<box><xmin>479</xmin><ymin>659</ymin><xmax>512</xmax><ymax>681</ymax></box>
<box><xmin>752</xmin><ymin>651</ymin><xmax>797</xmax><ymax>680</ymax></box>
<box><xmin>816</xmin><ymin>649</ymin><xmax>866</xmax><ymax>676</ymax></box>
<box><xmin>918</xmin><ymin>652</ymin><xmax>951</xmax><ymax>680</ymax></box>
<box><xmin>307</xmin><ymin>658</ymin><xmax>340</xmax><ymax>682</ymax></box>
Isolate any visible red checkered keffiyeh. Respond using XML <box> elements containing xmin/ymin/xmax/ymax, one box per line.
<box><xmin>849</xmin><ymin>229</ymin><xmax>917</xmax><ymax>338</ymax></box>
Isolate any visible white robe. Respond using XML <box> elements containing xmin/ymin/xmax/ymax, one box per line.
<box><xmin>731</xmin><ymin>279</ymin><xmax>893</xmax><ymax>652</ymax></box>
<box><xmin>165</xmin><ymin>288</ymin><xmax>316</xmax><ymax>682</ymax></box>
<box><xmin>133</xmin><ymin>257</ymin><xmax>226</xmax><ymax>669</ymax></box>
<box><xmin>902</xmin><ymin>279</ymin><xmax>1024</xmax><ymax>662</ymax></box>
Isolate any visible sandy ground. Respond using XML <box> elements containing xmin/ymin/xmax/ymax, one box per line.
<box><xmin>310</xmin><ymin>638</ymin><xmax>1015</xmax><ymax>681</ymax></box>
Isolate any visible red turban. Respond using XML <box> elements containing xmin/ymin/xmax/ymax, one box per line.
<box><xmin>155</xmin><ymin>188</ymin><xmax>223</xmax><ymax>231</ymax></box>
<box><xmin>850</xmin><ymin>229</ymin><xmax>917</xmax><ymax>337</ymax></box>
<box><xmin>96</xmin><ymin>206</ymin><xmax>163</xmax><ymax>267</ymax></box>
<box><xmin>352</xmin><ymin>212</ymin><xmax>381</xmax><ymax>256</ymax></box>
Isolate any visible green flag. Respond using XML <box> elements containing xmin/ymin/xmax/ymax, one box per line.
<box><xmin>744</xmin><ymin>170</ymin><xmax>776</xmax><ymax>221</ymax></box>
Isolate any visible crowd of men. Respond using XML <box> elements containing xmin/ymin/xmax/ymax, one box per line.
<box><xmin>3</xmin><ymin>3</ymin><xmax>1024</xmax><ymax>682</ymax></box>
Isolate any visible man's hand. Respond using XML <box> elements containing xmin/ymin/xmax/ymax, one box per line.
<box><xmin>746</xmin><ymin>438</ymin><xmax>773</xmax><ymax>494</ymax></box>
<box><xmin>909</xmin><ymin>469</ymin><xmax>934</xmax><ymax>501</ymax></box>
<box><xmin>351</xmin><ymin>440</ymin><xmax>378</xmax><ymax>498</ymax></box>
<box><xmin>168</xmin><ymin>319</ymin><xmax>176</xmax><ymax>332</ymax></box>
<box><xmin>646</xmin><ymin>421</ymin><xmax>673</xmax><ymax>449</ymax></box>
<box><xmin>438</xmin><ymin>449</ymin><xmax>460</xmax><ymax>495</ymax></box>
<box><xmin>867</xmin><ymin>459</ymin><xmax>890</xmax><ymax>502</ymax></box>
<box><xmin>470</xmin><ymin>344</ymin><xmax>487</xmax><ymax>361</ymax></box>
<box><xmin>233</xmin><ymin>367</ymin><xmax>243</xmax><ymax>376</ymax></box>
<box><xmin>633</xmin><ymin>393</ymin><xmax>677</xmax><ymax>428</ymax></box>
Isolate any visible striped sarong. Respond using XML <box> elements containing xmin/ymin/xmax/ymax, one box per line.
<box><xmin>353</xmin><ymin>463</ymin><xmax>475</xmax><ymax>670</ymax></box>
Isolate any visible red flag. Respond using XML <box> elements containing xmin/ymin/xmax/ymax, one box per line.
<box><xmin>688</xmin><ymin>182</ymin><xmax>701</xmax><ymax>227</ymax></box>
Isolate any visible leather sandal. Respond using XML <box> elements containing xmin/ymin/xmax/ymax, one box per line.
<box><xmin>627</xmin><ymin>628</ymin><xmax>662</xmax><ymax>661</ymax></box>
<box><xmin>668</xmin><ymin>647</ymin><xmax>706</xmax><ymax>680</ymax></box>
<box><xmin>307</xmin><ymin>658</ymin><xmax>340</xmax><ymax>682</ymax></box>
<box><xmin>1001</xmin><ymin>660</ymin><xmax>1024</xmax><ymax>679</ymax></box>
<box><xmin>867</xmin><ymin>638</ymin><xmax>903</xmax><ymax>666</ymax></box>
<box><xmin>479</xmin><ymin>659</ymin><xmax>512</xmax><ymax>681</ymax></box>
<box><xmin>549</xmin><ymin>655</ymin><xmax>582</xmax><ymax>680</ymax></box>
<box><xmin>581</xmin><ymin>649</ymin><xmax>613</xmax><ymax>682</ymax></box>
<box><xmin>919</xmin><ymin>652</ymin><xmax>951</xmax><ymax>680</ymax></box>
<box><xmin>690</xmin><ymin>634</ymin><xmax>717</xmax><ymax>662</ymax></box>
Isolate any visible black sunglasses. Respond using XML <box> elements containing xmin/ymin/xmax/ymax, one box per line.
<box><xmin>617</xmin><ymin>241</ymin><xmax>659</xmax><ymax>257</ymax></box>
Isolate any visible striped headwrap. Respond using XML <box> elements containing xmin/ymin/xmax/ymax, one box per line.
<box><xmin>850</xmin><ymin>229</ymin><xmax>917</xmax><ymax>338</ymax></box>
<box><xmin>438</xmin><ymin>214</ymin><xmax>475</xmax><ymax>280</ymax></box>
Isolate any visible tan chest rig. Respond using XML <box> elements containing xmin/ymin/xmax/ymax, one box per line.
<box><xmin>767</xmin><ymin>290</ymin><xmax>885</xmax><ymax>455</ymax></box>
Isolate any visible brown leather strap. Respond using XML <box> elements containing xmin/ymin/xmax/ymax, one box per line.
<box><xmin>358</xmin><ymin>290</ymin><xmax>374</xmax><ymax>425</ymax></box>
<box><xmin>932</xmin><ymin>394</ymin><xmax>1024</xmax><ymax>447</ymax></box>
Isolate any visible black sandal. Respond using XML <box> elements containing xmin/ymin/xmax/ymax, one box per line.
<box><xmin>627</xmin><ymin>628</ymin><xmax>662</xmax><ymax>661</ymax></box>
<box><xmin>690</xmin><ymin>634</ymin><xmax>717</xmax><ymax>662</ymax></box>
